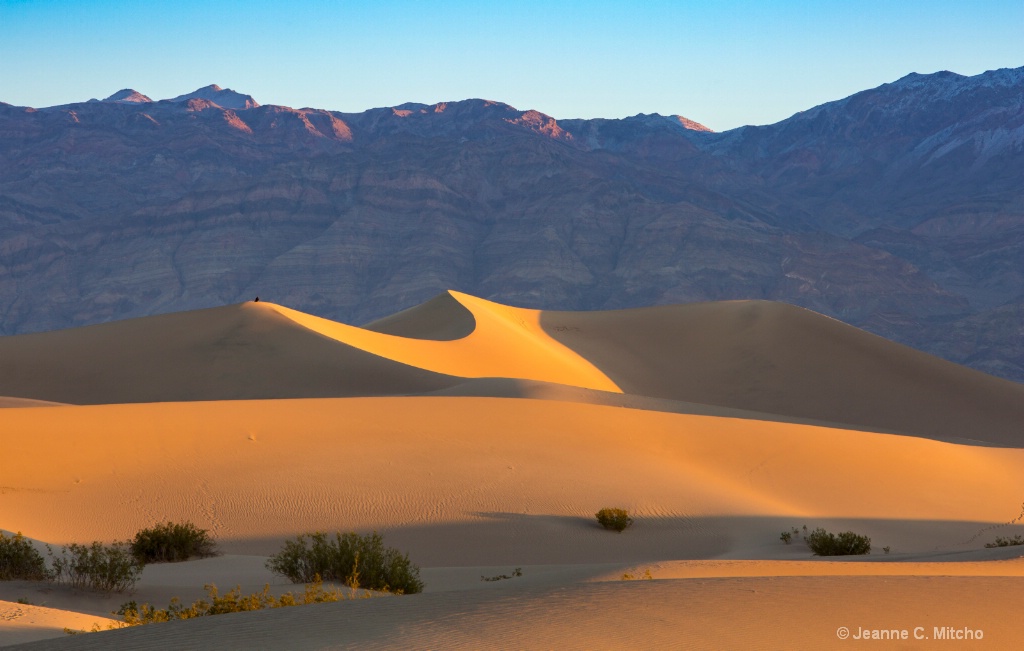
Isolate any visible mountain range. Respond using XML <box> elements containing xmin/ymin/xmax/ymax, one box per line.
<box><xmin>1</xmin><ymin>69</ymin><xmax>1022</xmax><ymax>381</ymax></box>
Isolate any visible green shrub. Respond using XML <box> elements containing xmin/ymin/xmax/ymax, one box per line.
<box><xmin>49</xmin><ymin>541</ymin><xmax>143</xmax><ymax>593</ymax></box>
<box><xmin>131</xmin><ymin>522</ymin><xmax>218</xmax><ymax>564</ymax></box>
<box><xmin>596</xmin><ymin>508</ymin><xmax>633</xmax><ymax>532</ymax></box>
<box><xmin>0</xmin><ymin>532</ymin><xmax>50</xmax><ymax>581</ymax></box>
<box><xmin>804</xmin><ymin>528</ymin><xmax>871</xmax><ymax>556</ymax></box>
<box><xmin>265</xmin><ymin>531</ymin><xmax>423</xmax><ymax>594</ymax></box>
<box><xmin>116</xmin><ymin>576</ymin><xmax>352</xmax><ymax>626</ymax></box>
<box><xmin>984</xmin><ymin>535</ymin><xmax>1024</xmax><ymax>548</ymax></box>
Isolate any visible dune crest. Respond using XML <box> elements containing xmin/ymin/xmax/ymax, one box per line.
<box><xmin>267</xmin><ymin>291</ymin><xmax>622</xmax><ymax>393</ymax></box>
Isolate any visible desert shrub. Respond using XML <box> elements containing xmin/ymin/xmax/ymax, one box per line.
<box><xmin>596</xmin><ymin>508</ymin><xmax>633</xmax><ymax>532</ymax></box>
<box><xmin>49</xmin><ymin>541</ymin><xmax>143</xmax><ymax>593</ymax></box>
<box><xmin>116</xmin><ymin>576</ymin><xmax>352</xmax><ymax>627</ymax></box>
<box><xmin>985</xmin><ymin>535</ymin><xmax>1024</xmax><ymax>548</ymax></box>
<box><xmin>0</xmin><ymin>532</ymin><xmax>50</xmax><ymax>581</ymax></box>
<box><xmin>621</xmin><ymin>568</ymin><xmax>653</xmax><ymax>581</ymax></box>
<box><xmin>131</xmin><ymin>521</ymin><xmax>218</xmax><ymax>564</ymax></box>
<box><xmin>804</xmin><ymin>528</ymin><xmax>871</xmax><ymax>556</ymax></box>
<box><xmin>265</xmin><ymin>531</ymin><xmax>423</xmax><ymax>594</ymax></box>
<box><xmin>481</xmin><ymin>568</ymin><xmax>522</xmax><ymax>582</ymax></box>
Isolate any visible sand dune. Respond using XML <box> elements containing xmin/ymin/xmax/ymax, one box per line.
<box><xmin>0</xmin><ymin>302</ymin><xmax>463</xmax><ymax>404</ymax></box>
<box><xmin>1</xmin><ymin>292</ymin><xmax>1021</xmax><ymax>445</ymax></box>
<box><xmin>2</xmin><ymin>292</ymin><xmax>1023</xmax><ymax>647</ymax></box>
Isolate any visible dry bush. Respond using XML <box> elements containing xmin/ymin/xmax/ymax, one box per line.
<box><xmin>116</xmin><ymin>575</ymin><xmax>354</xmax><ymax>626</ymax></box>
<box><xmin>49</xmin><ymin>541</ymin><xmax>143</xmax><ymax>593</ymax></box>
<box><xmin>266</xmin><ymin>531</ymin><xmax>423</xmax><ymax>594</ymax></box>
<box><xmin>131</xmin><ymin>521</ymin><xmax>218</xmax><ymax>564</ymax></box>
<box><xmin>0</xmin><ymin>532</ymin><xmax>50</xmax><ymax>581</ymax></box>
<box><xmin>985</xmin><ymin>535</ymin><xmax>1024</xmax><ymax>548</ymax></box>
<box><xmin>804</xmin><ymin>528</ymin><xmax>871</xmax><ymax>556</ymax></box>
<box><xmin>596</xmin><ymin>508</ymin><xmax>633</xmax><ymax>532</ymax></box>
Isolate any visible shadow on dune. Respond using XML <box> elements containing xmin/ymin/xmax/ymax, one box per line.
<box><xmin>215</xmin><ymin>513</ymin><xmax>1024</xmax><ymax>567</ymax></box>
<box><xmin>420</xmin><ymin>377</ymin><xmax>1018</xmax><ymax>447</ymax></box>
<box><xmin>539</xmin><ymin>300</ymin><xmax>1024</xmax><ymax>445</ymax></box>
<box><xmin>361</xmin><ymin>292</ymin><xmax>476</xmax><ymax>341</ymax></box>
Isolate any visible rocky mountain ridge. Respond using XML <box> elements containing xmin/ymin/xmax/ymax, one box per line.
<box><xmin>1</xmin><ymin>69</ymin><xmax>1022</xmax><ymax>381</ymax></box>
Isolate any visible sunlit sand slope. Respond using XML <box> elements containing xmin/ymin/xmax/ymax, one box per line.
<box><xmin>3</xmin><ymin>398</ymin><xmax>1023</xmax><ymax>564</ymax></box>
<box><xmin>0</xmin><ymin>601</ymin><xmax>117</xmax><ymax>647</ymax></box>
<box><xmin>269</xmin><ymin>292</ymin><xmax>619</xmax><ymax>391</ymax></box>
<box><xmin>541</xmin><ymin>300</ymin><xmax>1024</xmax><ymax>444</ymax></box>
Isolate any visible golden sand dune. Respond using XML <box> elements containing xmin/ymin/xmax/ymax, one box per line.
<box><xmin>1</xmin><ymin>292</ymin><xmax>1021</xmax><ymax>444</ymax></box>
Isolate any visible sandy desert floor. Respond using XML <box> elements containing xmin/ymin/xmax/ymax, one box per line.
<box><xmin>1</xmin><ymin>293</ymin><xmax>1023</xmax><ymax>649</ymax></box>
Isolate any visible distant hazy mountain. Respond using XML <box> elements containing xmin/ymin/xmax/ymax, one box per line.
<box><xmin>0</xmin><ymin>70</ymin><xmax>1021</xmax><ymax>381</ymax></box>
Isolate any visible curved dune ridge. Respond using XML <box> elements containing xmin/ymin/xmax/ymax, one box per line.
<box><xmin>268</xmin><ymin>292</ymin><xmax>621</xmax><ymax>392</ymax></box>
<box><xmin>2</xmin><ymin>292</ymin><xmax>1024</xmax><ymax>647</ymax></box>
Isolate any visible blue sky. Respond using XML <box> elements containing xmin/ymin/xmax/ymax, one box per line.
<box><xmin>2</xmin><ymin>0</ymin><xmax>1022</xmax><ymax>131</ymax></box>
